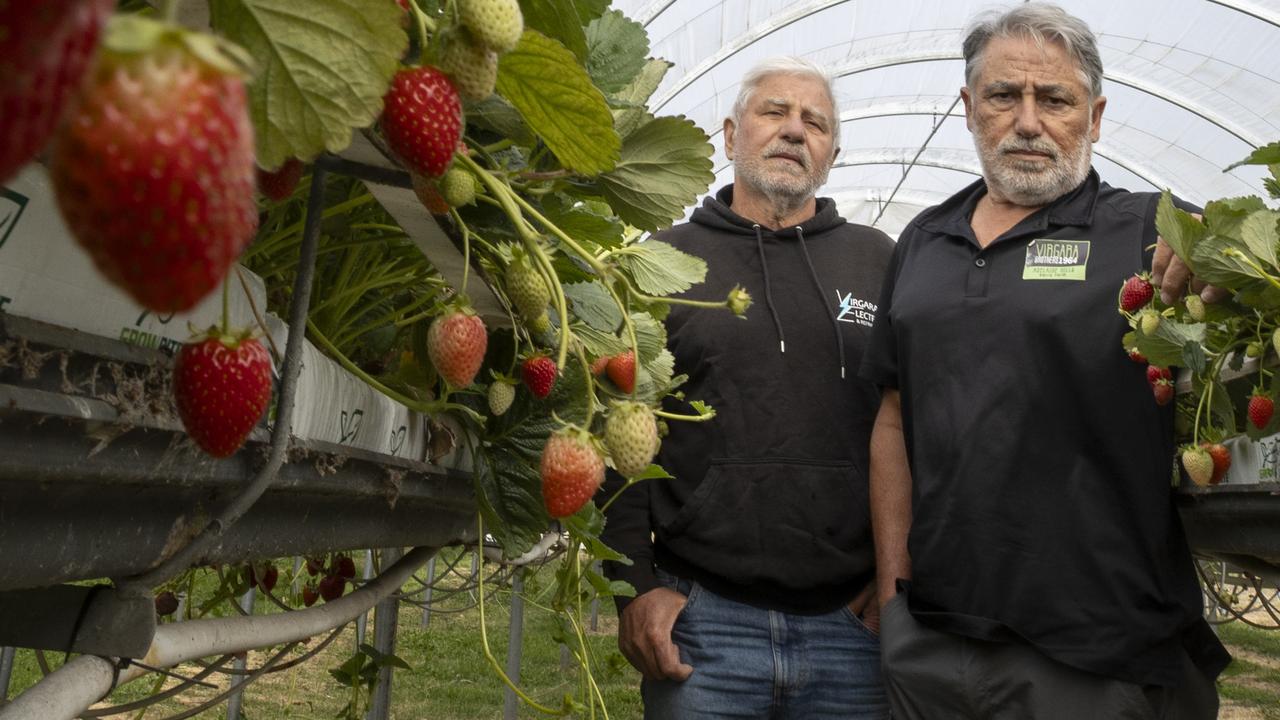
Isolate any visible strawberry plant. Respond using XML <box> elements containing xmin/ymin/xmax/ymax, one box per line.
<box><xmin>1121</xmin><ymin>142</ymin><xmax>1280</xmax><ymax>475</ymax></box>
<box><xmin>11</xmin><ymin>0</ymin><xmax>748</xmax><ymax>715</ymax></box>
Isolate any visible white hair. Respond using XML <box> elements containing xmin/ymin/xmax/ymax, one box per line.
<box><xmin>729</xmin><ymin>56</ymin><xmax>841</xmax><ymax>151</ymax></box>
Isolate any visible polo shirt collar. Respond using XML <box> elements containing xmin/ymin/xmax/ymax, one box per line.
<box><xmin>919</xmin><ymin>168</ymin><xmax>1103</xmax><ymax>239</ymax></box>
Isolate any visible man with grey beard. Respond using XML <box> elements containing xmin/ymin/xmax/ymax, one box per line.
<box><xmin>601</xmin><ymin>56</ymin><xmax>895</xmax><ymax>718</ymax></box>
<box><xmin>859</xmin><ymin>3</ymin><xmax>1230</xmax><ymax>718</ymax></box>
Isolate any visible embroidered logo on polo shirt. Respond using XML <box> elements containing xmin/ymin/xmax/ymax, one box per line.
<box><xmin>835</xmin><ymin>290</ymin><xmax>877</xmax><ymax>327</ymax></box>
<box><xmin>1023</xmin><ymin>238</ymin><xmax>1090</xmax><ymax>281</ymax></box>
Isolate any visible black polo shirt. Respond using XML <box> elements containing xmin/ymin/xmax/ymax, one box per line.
<box><xmin>860</xmin><ymin>170</ymin><xmax>1229</xmax><ymax>686</ymax></box>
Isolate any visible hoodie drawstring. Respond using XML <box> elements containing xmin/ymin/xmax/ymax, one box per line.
<box><xmin>754</xmin><ymin>224</ymin><xmax>787</xmax><ymax>353</ymax></box>
<box><xmin>796</xmin><ymin>226</ymin><xmax>848</xmax><ymax>380</ymax></box>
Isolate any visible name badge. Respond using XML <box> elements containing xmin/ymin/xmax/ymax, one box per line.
<box><xmin>1023</xmin><ymin>238</ymin><xmax>1090</xmax><ymax>280</ymax></box>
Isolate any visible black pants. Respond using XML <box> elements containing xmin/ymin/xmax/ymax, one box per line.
<box><xmin>879</xmin><ymin>595</ymin><xmax>1219</xmax><ymax>719</ymax></box>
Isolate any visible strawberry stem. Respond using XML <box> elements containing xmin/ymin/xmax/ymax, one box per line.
<box><xmin>573</xmin><ymin>344</ymin><xmax>595</xmax><ymax>426</ymax></box>
<box><xmin>654</xmin><ymin>407</ymin><xmax>716</xmax><ymax>422</ymax></box>
<box><xmin>306</xmin><ymin>319</ymin><xmax>484</xmax><ymax>423</ymax></box>
<box><xmin>474</xmin><ymin>514</ymin><xmax>567</xmax><ymax>716</ymax></box>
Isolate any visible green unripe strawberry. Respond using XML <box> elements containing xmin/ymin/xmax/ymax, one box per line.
<box><xmin>488</xmin><ymin>381</ymin><xmax>515</xmax><ymax>416</ymax></box>
<box><xmin>1247</xmin><ymin>341</ymin><xmax>1264</xmax><ymax>359</ymax></box>
<box><xmin>505</xmin><ymin>253</ymin><xmax>550</xmax><ymax>321</ymax></box>
<box><xmin>459</xmin><ymin>0</ymin><xmax>523</xmax><ymax>54</ymax></box>
<box><xmin>604</xmin><ymin>401</ymin><xmax>659</xmax><ymax>478</ymax></box>
<box><xmin>528</xmin><ymin>311</ymin><xmax>551</xmax><ymax>335</ymax></box>
<box><xmin>1181</xmin><ymin>445</ymin><xmax>1214</xmax><ymax>487</ymax></box>
<box><xmin>438</xmin><ymin>31</ymin><xmax>498</xmax><ymax>101</ymax></box>
<box><xmin>1184</xmin><ymin>294</ymin><xmax>1205</xmax><ymax>322</ymax></box>
<box><xmin>441</xmin><ymin>166</ymin><xmax>477</xmax><ymax>206</ymax></box>
<box><xmin>1273</xmin><ymin>327</ymin><xmax>1280</xmax><ymax>358</ymax></box>
<box><xmin>1138</xmin><ymin>308</ymin><xmax>1161</xmax><ymax>336</ymax></box>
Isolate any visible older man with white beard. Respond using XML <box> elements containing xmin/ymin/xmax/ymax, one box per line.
<box><xmin>858</xmin><ymin>3</ymin><xmax>1230</xmax><ymax>719</ymax></box>
<box><xmin>601</xmin><ymin>56</ymin><xmax>896</xmax><ymax>719</ymax></box>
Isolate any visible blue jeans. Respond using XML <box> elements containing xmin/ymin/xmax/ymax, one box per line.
<box><xmin>642</xmin><ymin>570</ymin><xmax>888</xmax><ymax>719</ymax></box>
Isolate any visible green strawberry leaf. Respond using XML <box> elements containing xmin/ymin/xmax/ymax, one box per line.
<box><xmin>1155</xmin><ymin>191</ymin><xmax>1207</xmax><ymax>268</ymax></box>
<box><xmin>612</xmin><ymin>59</ymin><xmax>670</xmax><ymax>140</ymax></box>
<box><xmin>616</xmin><ymin>240</ymin><xmax>708</xmax><ymax>296</ymax></box>
<box><xmin>564</xmin><ymin>281</ymin><xmax>624</xmax><ymax>332</ymax></box>
<box><xmin>1181</xmin><ymin>340</ymin><xmax>1207</xmax><ymax>376</ymax></box>
<box><xmin>633</xmin><ymin>464</ymin><xmax>675</xmax><ymax>481</ymax></box>
<box><xmin>496</xmin><ymin>31</ymin><xmax>621</xmax><ymax>176</ymax></box>
<box><xmin>572</xmin><ymin>323</ymin><xmax>629</xmax><ymax>358</ymax></box>
<box><xmin>574</xmin><ymin>0</ymin><xmax>611</xmax><ymax>24</ymax></box>
<box><xmin>598</xmin><ymin>116</ymin><xmax>716</xmax><ymax>232</ymax></box>
<box><xmin>1130</xmin><ymin>320</ymin><xmax>1205</xmax><ymax>369</ymax></box>
<box><xmin>1240</xmin><ymin>209</ymin><xmax>1280</xmax><ymax>270</ymax></box>
<box><xmin>1265</xmin><ymin>164</ymin><xmax>1280</xmax><ymax>200</ymax></box>
<box><xmin>540</xmin><ymin>194</ymin><xmax>625</xmax><ymax>250</ymax></box>
<box><xmin>1232</xmin><ymin>278</ymin><xmax>1280</xmax><ymax>310</ymax></box>
<box><xmin>631</xmin><ymin>312</ymin><xmax>668</xmax><ymax>364</ymax></box>
<box><xmin>1203</xmin><ymin>197</ymin><xmax>1266</xmax><ymax>241</ymax></box>
<box><xmin>474</xmin><ymin>444</ymin><xmax>550</xmax><ymax>556</ymax></box>
<box><xmin>518</xmin><ymin>0</ymin><xmax>589</xmax><ymax>62</ymax></box>
<box><xmin>1189</xmin><ymin>234</ymin><xmax>1269</xmax><ymax>288</ymax></box>
<box><xmin>466</xmin><ymin>95</ymin><xmax>537</xmax><ymax>147</ymax></box>
<box><xmin>585</xmin><ymin>11</ymin><xmax>649</xmax><ymax>93</ymax></box>
<box><xmin>1226</xmin><ymin>141</ymin><xmax>1280</xmax><ymax>171</ymax></box>
<box><xmin>210</xmin><ymin>0</ymin><xmax>406</xmax><ymax>170</ymax></box>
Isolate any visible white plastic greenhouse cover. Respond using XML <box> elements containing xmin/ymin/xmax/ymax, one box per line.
<box><xmin>610</xmin><ymin>0</ymin><xmax>1280</xmax><ymax>238</ymax></box>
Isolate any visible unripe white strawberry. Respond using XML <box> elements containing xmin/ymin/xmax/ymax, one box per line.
<box><xmin>488</xmin><ymin>381</ymin><xmax>515</xmax><ymax>416</ymax></box>
<box><xmin>439</xmin><ymin>32</ymin><xmax>498</xmax><ymax>101</ymax></box>
<box><xmin>604</xmin><ymin>401</ymin><xmax>659</xmax><ymax>478</ymax></box>
<box><xmin>459</xmin><ymin>0</ymin><xmax>523</xmax><ymax>54</ymax></box>
<box><xmin>1181</xmin><ymin>445</ymin><xmax>1214</xmax><ymax>487</ymax></box>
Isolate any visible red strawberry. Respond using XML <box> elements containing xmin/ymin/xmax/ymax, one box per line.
<box><xmin>301</xmin><ymin>583</ymin><xmax>319</xmax><ymax>607</ymax></box>
<box><xmin>607</xmin><ymin>351</ymin><xmax>636</xmax><ymax>394</ymax></box>
<box><xmin>1</xmin><ymin>0</ymin><xmax>114</xmax><ymax>184</ymax></box>
<box><xmin>173</xmin><ymin>330</ymin><xmax>272</xmax><ymax>458</ymax></box>
<box><xmin>258</xmin><ymin>564</ymin><xmax>278</xmax><ymax>593</ymax></box>
<box><xmin>1119</xmin><ymin>273</ymin><xmax>1154</xmax><ymax>313</ymax></box>
<box><xmin>411</xmin><ymin>172</ymin><xmax>451</xmax><ymax>215</ymax></box>
<box><xmin>589</xmin><ymin>355</ymin><xmax>609</xmax><ymax>376</ymax></box>
<box><xmin>1152</xmin><ymin>378</ymin><xmax>1174</xmax><ymax>406</ymax></box>
<box><xmin>540</xmin><ymin>427</ymin><xmax>605</xmax><ymax>518</ymax></box>
<box><xmin>335</xmin><ymin>555</ymin><xmax>357</xmax><ymax>580</ymax></box>
<box><xmin>427</xmin><ymin>309</ymin><xmax>487</xmax><ymax>388</ymax></box>
<box><xmin>397</xmin><ymin>0</ymin><xmax>410</xmax><ymax>9</ymax></box>
<box><xmin>522</xmin><ymin>355</ymin><xmax>557</xmax><ymax>399</ymax></box>
<box><xmin>380</xmin><ymin>66</ymin><xmax>462</xmax><ymax>178</ymax></box>
<box><xmin>318</xmin><ymin>574</ymin><xmax>345</xmax><ymax>602</ymax></box>
<box><xmin>256</xmin><ymin>158</ymin><xmax>303</xmax><ymax>202</ymax></box>
<box><xmin>1146</xmin><ymin>365</ymin><xmax>1172</xmax><ymax>386</ymax></box>
<box><xmin>1249</xmin><ymin>392</ymin><xmax>1274</xmax><ymax>430</ymax></box>
<box><xmin>49</xmin><ymin>17</ymin><xmax>258</xmax><ymax>313</ymax></box>
<box><xmin>154</xmin><ymin>590</ymin><xmax>179</xmax><ymax>616</ymax></box>
<box><xmin>1126</xmin><ymin>347</ymin><xmax>1146</xmax><ymax>364</ymax></box>
<box><xmin>305</xmin><ymin>557</ymin><xmax>323</xmax><ymax>576</ymax></box>
<box><xmin>1201</xmin><ymin>443</ymin><xmax>1231</xmax><ymax>485</ymax></box>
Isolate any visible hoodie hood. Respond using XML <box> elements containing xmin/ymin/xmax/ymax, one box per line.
<box><xmin>689</xmin><ymin>184</ymin><xmax>850</xmax><ymax>238</ymax></box>
<box><xmin>689</xmin><ymin>184</ymin><xmax>851</xmax><ymax>376</ymax></box>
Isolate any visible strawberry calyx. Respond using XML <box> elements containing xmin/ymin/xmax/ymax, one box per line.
<box><xmin>103</xmin><ymin>14</ymin><xmax>253</xmax><ymax>79</ymax></box>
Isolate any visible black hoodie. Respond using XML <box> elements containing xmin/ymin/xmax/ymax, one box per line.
<box><xmin>600</xmin><ymin>185</ymin><xmax>895</xmax><ymax>614</ymax></box>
